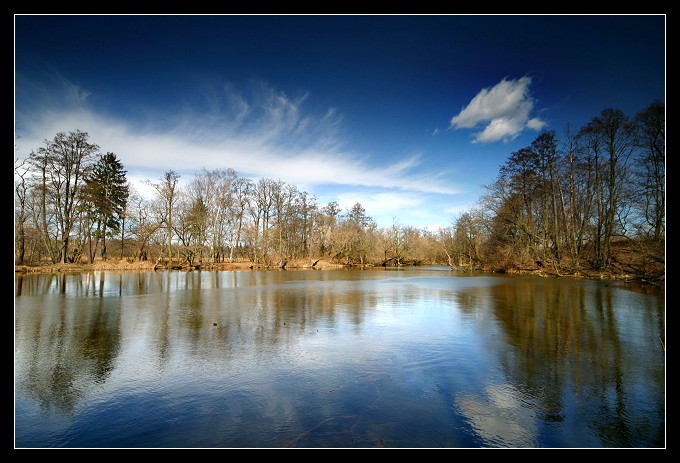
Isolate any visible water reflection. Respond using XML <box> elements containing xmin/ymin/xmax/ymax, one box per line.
<box><xmin>14</xmin><ymin>269</ymin><xmax>664</xmax><ymax>448</ymax></box>
<box><xmin>16</xmin><ymin>285</ymin><xmax>122</xmax><ymax>415</ymax></box>
<box><xmin>455</xmin><ymin>382</ymin><xmax>538</xmax><ymax>447</ymax></box>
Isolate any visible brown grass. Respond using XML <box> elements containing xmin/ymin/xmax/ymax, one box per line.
<box><xmin>14</xmin><ymin>257</ymin><xmax>347</xmax><ymax>274</ymax></box>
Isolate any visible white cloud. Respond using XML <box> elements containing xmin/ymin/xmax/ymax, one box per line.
<box><xmin>455</xmin><ymin>383</ymin><xmax>538</xmax><ymax>447</ymax></box>
<box><xmin>331</xmin><ymin>190</ymin><xmax>427</xmax><ymax>229</ymax></box>
<box><xmin>15</xmin><ymin>79</ymin><xmax>459</xmax><ymax>208</ymax></box>
<box><xmin>330</xmin><ymin>190</ymin><xmax>467</xmax><ymax>231</ymax></box>
<box><xmin>526</xmin><ymin>117</ymin><xmax>547</xmax><ymax>131</ymax></box>
<box><xmin>336</xmin><ymin>191</ymin><xmax>423</xmax><ymax>215</ymax></box>
<box><xmin>450</xmin><ymin>76</ymin><xmax>546</xmax><ymax>143</ymax></box>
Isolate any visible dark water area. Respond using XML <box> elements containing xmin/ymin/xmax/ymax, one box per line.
<box><xmin>14</xmin><ymin>267</ymin><xmax>665</xmax><ymax>448</ymax></box>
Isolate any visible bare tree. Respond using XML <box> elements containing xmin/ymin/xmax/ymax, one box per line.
<box><xmin>559</xmin><ymin>124</ymin><xmax>594</xmax><ymax>273</ymax></box>
<box><xmin>29</xmin><ymin>130</ymin><xmax>99</xmax><ymax>263</ymax></box>
<box><xmin>118</xmin><ymin>181</ymin><xmax>134</xmax><ymax>259</ymax></box>
<box><xmin>333</xmin><ymin>202</ymin><xmax>374</xmax><ymax>265</ymax></box>
<box><xmin>482</xmin><ymin>146</ymin><xmax>543</xmax><ymax>268</ymax></box>
<box><xmin>251</xmin><ymin>178</ymin><xmax>277</xmax><ymax>264</ymax></box>
<box><xmin>633</xmin><ymin>100</ymin><xmax>665</xmax><ymax>240</ymax></box>
<box><xmin>452</xmin><ymin>211</ymin><xmax>485</xmax><ymax>269</ymax></box>
<box><xmin>578</xmin><ymin>109</ymin><xmax>635</xmax><ymax>270</ymax></box>
<box><xmin>146</xmin><ymin>170</ymin><xmax>181</xmax><ymax>267</ymax></box>
<box><xmin>320</xmin><ymin>201</ymin><xmax>341</xmax><ymax>259</ymax></box>
<box><xmin>229</xmin><ymin>176</ymin><xmax>254</xmax><ymax>262</ymax></box>
<box><xmin>174</xmin><ymin>185</ymin><xmax>208</xmax><ymax>266</ymax></box>
<box><xmin>190</xmin><ymin>168</ymin><xmax>236</xmax><ymax>263</ymax></box>
<box><xmin>14</xmin><ymin>157</ymin><xmax>30</xmax><ymax>265</ymax></box>
<box><xmin>126</xmin><ymin>190</ymin><xmax>162</xmax><ymax>261</ymax></box>
<box><xmin>531</xmin><ymin>130</ymin><xmax>562</xmax><ymax>265</ymax></box>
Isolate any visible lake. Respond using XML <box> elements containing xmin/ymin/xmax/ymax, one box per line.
<box><xmin>14</xmin><ymin>266</ymin><xmax>665</xmax><ymax>448</ymax></box>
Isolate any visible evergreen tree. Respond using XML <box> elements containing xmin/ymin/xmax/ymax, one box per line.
<box><xmin>84</xmin><ymin>152</ymin><xmax>130</xmax><ymax>261</ymax></box>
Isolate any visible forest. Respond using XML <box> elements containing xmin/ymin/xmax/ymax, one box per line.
<box><xmin>14</xmin><ymin>101</ymin><xmax>665</xmax><ymax>284</ymax></box>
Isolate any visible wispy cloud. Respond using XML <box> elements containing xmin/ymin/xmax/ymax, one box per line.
<box><xmin>15</xmin><ymin>78</ymin><xmax>459</xmax><ymax>205</ymax></box>
<box><xmin>450</xmin><ymin>76</ymin><xmax>546</xmax><ymax>143</ymax></box>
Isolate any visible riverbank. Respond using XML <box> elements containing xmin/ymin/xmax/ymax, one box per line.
<box><xmin>14</xmin><ymin>257</ymin><xmax>346</xmax><ymax>274</ymax></box>
<box><xmin>14</xmin><ymin>257</ymin><xmax>663</xmax><ymax>285</ymax></box>
<box><xmin>15</xmin><ymin>259</ymin><xmax>665</xmax><ymax>301</ymax></box>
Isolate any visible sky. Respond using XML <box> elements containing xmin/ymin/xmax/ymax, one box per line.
<box><xmin>14</xmin><ymin>14</ymin><xmax>666</xmax><ymax>230</ymax></box>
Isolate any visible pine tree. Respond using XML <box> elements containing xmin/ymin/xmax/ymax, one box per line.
<box><xmin>84</xmin><ymin>152</ymin><xmax>130</xmax><ymax>261</ymax></box>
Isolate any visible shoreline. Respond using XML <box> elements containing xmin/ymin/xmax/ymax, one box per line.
<box><xmin>13</xmin><ymin>258</ymin><xmax>344</xmax><ymax>274</ymax></box>
<box><xmin>14</xmin><ymin>259</ymin><xmax>664</xmax><ymax>287</ymax></box>
<box><xmin>14</xmin><ymin>261</ymin><xmax>665</xmax><ymax>299</ymax></box>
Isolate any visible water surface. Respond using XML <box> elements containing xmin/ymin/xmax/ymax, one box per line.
<box><xmin>14</xmin><ymin>267</ymin><xmax>665</xmax><ymax>448</ymax></box>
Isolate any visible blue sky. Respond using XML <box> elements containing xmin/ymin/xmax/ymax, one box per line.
<box><xmin>14</xmin><ymin>14</ymin><xmax>666</xmax><ymax>230</ymax></box>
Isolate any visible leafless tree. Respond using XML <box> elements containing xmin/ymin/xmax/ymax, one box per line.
<box><xmin>578</xmin><ymin>109</ymin><xmax>635</xmax><ymax>270</ymax></box>
<box><xmin>633</xmin><ymin>100</ymin><xmax>665</xmax><ymax>240</ymax></box>
<box><xmin>146</xmin><ymin>170</ymin><xmax>181</xmax><ymax>267</ymax></box>
<box><xmin>28</xmin><ymin>130</ymin><xmax>99</xmax><ymax>263</ymax></box>
<box><xmin>15</xmin><ymin>156</ymin><xmax>30</xmax><ymax>264</ymax></box>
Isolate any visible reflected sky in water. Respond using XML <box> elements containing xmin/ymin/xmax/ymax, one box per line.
<box><xmin>15</xmin><ymin>268</ymin><xmax>665</xmax><ymax>448</ymax></box>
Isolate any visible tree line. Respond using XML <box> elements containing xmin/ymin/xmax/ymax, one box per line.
<box><xmin>14</xmin><ymin>100</ymin><xmax>664</xmax><ymax>281</ymax></box>
<box><xmin>448</xmin><ymin>101</ymin><xmax>664</xmax><ymax>281</ymax></box>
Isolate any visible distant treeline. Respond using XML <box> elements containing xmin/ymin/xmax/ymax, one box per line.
<box><xmin>14</xmin><ymin>100</ymin><xmax>664</xmax><ymax>282</ymax></box>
